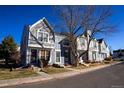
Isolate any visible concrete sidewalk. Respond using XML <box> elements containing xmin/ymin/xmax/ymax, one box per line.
<box><xmin>0</xmin><ymin>62</ymin><xmax>122</xmax><ymax>87</ymax></box>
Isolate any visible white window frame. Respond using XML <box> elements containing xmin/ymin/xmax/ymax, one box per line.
<box><xmin>94</xmin><ymin>42</ymin><xmax>97</xmax><ymax>48</ymax></box>
<box><xmin>38</xmin><ymin>29</ymin><xmax>49</xmax><ymax>43</ymax></box>
<box><xmin>43</xmin><ymin>32</ymin><xmax>49</xmax><ymax>42</ymax></box>
<box><xmin>81</xmin><ymin>38</ymin><xmax>85</xmax><ymax>46</ymax></box>
<box><xmin>41</xmin><ymin>50</ymin><xmax>50</xmax><ymax>60</ymax></box>
<box><xmin>55</xmin><ymin>50</ymin><xmax>61</xmax><ymax>64</ymax></box>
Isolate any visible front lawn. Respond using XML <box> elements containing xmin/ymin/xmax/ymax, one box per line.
<box><xmin>0</xmin><ymin>68</ymin><xmax>38</xmax><ymax>80</ymax></box>
<box><xmin>42</xmin><ymin>67</ymin><xmax>71</xmax><ymax>74</ymax></box>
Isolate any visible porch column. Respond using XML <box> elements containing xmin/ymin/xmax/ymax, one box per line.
<box><xmin>26</xmin><ymin>48</ymin><xmax>31</xmax><ymax>64</ymax></box>
<box><xmin>48</xmin><ymin>49</ymin><xmax>55</xmax><ymax>65</ymax></box>
<box><xmin>48</xmin><ymin>49</ymin><xmax>52</xmax><ymax>65</ymax></box>
<box><xmin>38</xmin><ymin>49</ymin><xmax>41</xmax><ymax>60</ymax></box>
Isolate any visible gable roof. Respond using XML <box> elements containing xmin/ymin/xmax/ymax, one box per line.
<box><xmin>97</xmin><ymin>38</ymin><xmax>108</xmax><ymax>48</ymax></box>
<box><xmin>30</xmin><ymin>17</ymin><xmax>55</xmax><ymax>33</ymax></box>
<box><xmin>29</xmin><ymin>17</ymin><xmax>55</xmax><ymax>41</ymax></box>
<box><xmin>42</xmin><ymin>18</ymin><xmax>55</xmax><ymax>33</ymax></box>
<box><xmin>97</xmin><ymin>38</ymin><xmax>104</xmax><ymax>43</ymax></box>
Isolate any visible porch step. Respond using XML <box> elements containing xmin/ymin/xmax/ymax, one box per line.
<box><xmin>65</xmin><ymin>65</ymin><xmax>72</xmax><ymax>68</ymax></box>
<box><xmin>31</xmin><ymin>66</ymin><xmax>41</xmax><ymax>72</ymax></box>
<box><xmin>81</xmin><ymin>63</ymin><xmax>90</xmax><ymax>67</ymax></box>
<box><xmin>37</xmin><ymin>72</ymin><xmax>50</xmax><ymax>77</ymax></box>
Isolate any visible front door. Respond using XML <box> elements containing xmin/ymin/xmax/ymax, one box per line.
<box><xmin>64</xmin><ymin>48</ymin><xmax>71</xmax><ymax>65</ymax></box>
<box><xmin>92</xmin><ymin>51</ymin><xmax>96</xmax><ymax>61</ymax></box>
<box><xmin>31</xmin><ymin>49</ymin><xmax>37</xmax><ymax>65</ymax></box>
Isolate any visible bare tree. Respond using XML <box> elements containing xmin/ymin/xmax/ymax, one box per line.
<box><xmin>53</xmin><ymin>6</ymin><xmax>83</xmax><ymax>66</ymax></box>
<box><xmin>79</xmin><ymin>6</ymin><xmax>116</xmax><ymax>61</ymax></box>
<box><xmin>54</xmin><ymin>5</ymin><xmax>116</xmax><ymax>66</ymax></box>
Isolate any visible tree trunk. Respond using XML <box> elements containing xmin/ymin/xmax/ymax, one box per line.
<box><xmin>86</xmin><ymin>37</ymin><xmax>91</xmax><ymax>62</ymax></box>
<box><xmin>86</xmin><ymin>50</ymin><xmax>89</xmax><ymax>62</ymax></box>
<box><xmin>69</xmin><ymin>36</ymin><xmax>79</xmax><ymax>67</ymax></box>
<box><xmin>74</xmin><ymin>55</ymin><xmax>79</xmax><ymax>67</ymax></box>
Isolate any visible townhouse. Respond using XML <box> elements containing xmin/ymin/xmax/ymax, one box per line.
<box><xmin>113</xmin><ymin>49</ymin><xmax>124</xmax><ymax>61</ymax></box>
<box><xmin>20</xmin><ymin>17</ymin><xmax>110</xmax><ymax>67</ymax></box>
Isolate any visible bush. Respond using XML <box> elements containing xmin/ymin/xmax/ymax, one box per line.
<box><xmin>52</xmin><ymin>64</ymin><xmax>64</xmax><ymax>68</ymax></box>
<box><xmin>104</xmin><ymin>56</ymin><xmax>112</xmax><ymax>61</ymax></box>
<box><xmin>104</xmin><ymin>61</ymin><xmax>111</xmax><ymax>64</ymax></box>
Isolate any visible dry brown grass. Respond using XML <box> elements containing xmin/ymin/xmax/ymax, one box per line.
<box><xmin>0</xmin><ymin>68</ymin><xmax>38</xmax><ymax>80</ymax></box>
<box><xmin>42</xmin><ymin>67</ymin><xmax>71</xmax><ymax>74</ymax></box>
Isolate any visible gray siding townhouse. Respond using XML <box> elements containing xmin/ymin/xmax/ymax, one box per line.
<box><xmin>20</xmin><ymin>17</ymin><xmax>110</xmax><ymax>67</ymax></box>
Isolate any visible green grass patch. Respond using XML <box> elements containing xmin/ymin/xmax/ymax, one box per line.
<box><xmin>0</xmin><ymin>69</ymin><xmax>38</xmax><ymax>80</ymax></box>
<box><xmin>43</xmin><ymin>67</ymin><xmax>71</xmax><ymax>74</ymax></box>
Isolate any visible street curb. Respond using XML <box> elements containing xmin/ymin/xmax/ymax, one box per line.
<box><xmin>0</xmin><ymin>62</ymin><xmax>122</xmax><ymax>87</ymax></box>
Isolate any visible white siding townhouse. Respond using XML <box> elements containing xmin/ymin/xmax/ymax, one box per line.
<box><xmin>20</xmin><ymin>17</ymin><xmax>110</xmax><ymax>67</ymax></box>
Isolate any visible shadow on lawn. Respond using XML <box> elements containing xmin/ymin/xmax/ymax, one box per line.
<box><xmin>0</xmin><ymin>61</ymin><xmax>21</xmax><ymax>71</ymax></box>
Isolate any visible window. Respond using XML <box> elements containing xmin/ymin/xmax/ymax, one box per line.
<box><xmin>43</xmin><ymin>33</ymin><xmax>48</xmax><ymax>42</ymax></box>
<box><xmin>38</xmin><ymin>32</ymin><xmax>49</xmax><ymax>42</ymax></box>
<box><xmin>56</xmin><ymin>51</ymin><xmax>60</xmax><ymax>62</ymax></box>
<box><xmin>103</xmin><ymin>53</ymin><xmax>107</xmax><ymax>59</ymax></box>
<box><xmin>92</xmin><ymin>51</ymin><xmax>96</xmax><ymax>60</ymax></box>
<box><xmin>63</xmin><ymin>40</ymin><xmax>69</xmax><ymax>46</ymax></box>
<box><xmin>41</xmin><ymin>50</ymin><xmax>45</xmax><ymax>59</ymax></box>
<box><xmin>38</xmin><ymin>32</ymin><xmax>43</xmax><ymax>41</ymax></box>
<box><xmin>102</xmin><ymin>46</ymin><xmax>105</xmax><ymax>50</ymax></box>
<box><xmin>41</xmin><ymin>50</ymin><xmax>50</xmax><ymax>61</ymax></box>
<box><xmin>94</xmin><ymin>42</ymin><xmax>97</xmax><ymax>48</ymax></box>
<box><xmin>80</xmin><ymin>38</ymin><xmax>85</xmax><ymax>46</ymax></box>
<box><xmin>81</xmin><ymin>42</ymin><xmax>85</xmax><ymax>46</ymax></box>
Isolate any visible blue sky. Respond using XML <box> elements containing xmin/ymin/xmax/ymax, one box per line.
<box><xmin>0</xmin><ymin>5</ymin><xmax>124</xmax><ymax>50</ymax></box>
